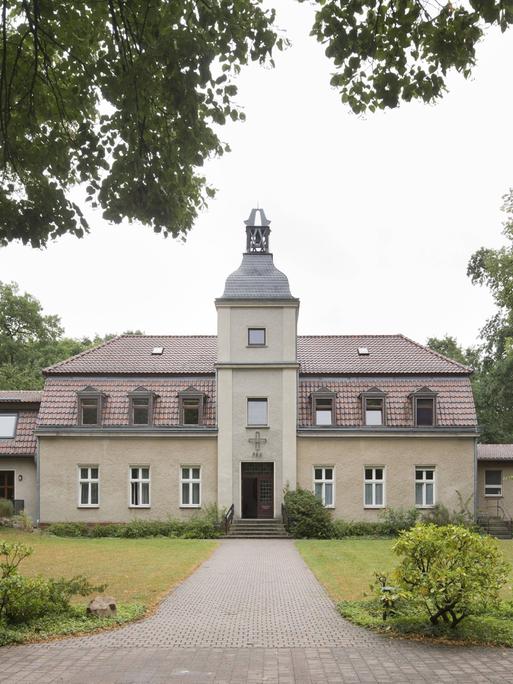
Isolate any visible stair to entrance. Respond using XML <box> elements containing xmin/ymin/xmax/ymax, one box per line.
<box><xmin>477</xmin><ymin>515</ymin><xmax>513</xmax><ymax>540</ymax></box>
<box><xmin>223</xmin><ymin>518</ymin><xmax>291</xmax><ymax>539</ymax></box>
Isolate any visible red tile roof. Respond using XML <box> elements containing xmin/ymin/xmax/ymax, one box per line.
<box><xmin>44</xmin><ymin>334</ymin><xmax>470</xmax><ymax>376</ymax></box>
<box><xmin>477</xmin><ymin>444</ymin><xmax>513</xmax><ymax>461</ymax></box>
<box><xmin>298</xmin><ymin>376</ymin><xmax>477</xmax><ymax>428</ymax></box>
<box><xmin>0</xmin><ymin>391</ymin><xmax>42</xmax><ymax>403</ymax></box>
<box><xmin>0</xmin><ymin>409</ymin><xmax>38</xmax><ymax>456</ymax></box>
<box><xmin>37</xmin><ymin>377</ymin><xmax>216</xmax><ymax>427</ymax></box>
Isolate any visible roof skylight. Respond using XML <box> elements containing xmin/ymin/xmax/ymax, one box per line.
<box><xmin>358</xmin><ymin>347</ymin><xmax>370</xmax><ymax>356</ymax></box>
<box><xmin>151</xmin><ymin>347</ymin><xmax>164</xmax><ymax>355</ymax></box>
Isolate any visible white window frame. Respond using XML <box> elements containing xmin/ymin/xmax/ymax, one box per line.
<box><xmin>129</xmin><ymin>466</ymin><xmax>151</xmax><ymax>508</ymax></box>
<box><xmin>247</xmin><ymin>398</ymin><xmax>269</xmax><ymax>427</ymax></box>
<box><xmin>363</xmin><ymin>466</ymin><xmax>385</xmax><ymax>508</ymax></box>
<box><xmin>0</xmin><ymin>413</ymin><xmax>18</xmax><ymax>439</ymax></box>
<box><xmin>313</xmin><ymin>466</ymin><xmax>335</xmax><ymax>508</ymax></box>
<box><xmin>78</xmin><ymin>466</ymin><xmax>99</xmax><ymax>508</ymax></box>
<box><xmin>415</xmin><ymin>466</ymin><xmax>436</xmax><ymax>508</ymax></box>
<box><xmin>180</xmin><ymin>466</ymin><xmax>202</xmax><ymax>508</ymax></box>
<box><xmin>485</xmin><ymin>469</ymin><xmax>503</xmax><ymax>498</ymax></box>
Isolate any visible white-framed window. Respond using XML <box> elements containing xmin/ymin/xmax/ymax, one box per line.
<box><xmin>0</xmin><ymin>413</ymin><xmax>17</xmax><ymax>438</ymax></box>
<box><xmin>415</xmin><ymin>467</ymin><xmax>435</xmax><ymax>507</ymax></box>
<box><xmin>130</xmin><ymin>466</ymin><xmax>150</xmax><ymax>507</ymax></box>
<box><xmin>247</xmin><ymin>398</ymin><xmax>268</xmax><ymax>426</ymax></box>
<box><xmin>78</xmin><ymin>466</ymin><xmax>99</xmax><ymax>507</ymax></box>
<box><xmin>181</xmin><ymin>466</ymin><xmax>201</xmax><ymax>507</ymax></box>
<box><xmin>364</xmin><ymin>467</ymin><xmax>385</xmax><ymax>508</ymax></box>
<box><xmin>485</xmin><ymin>470</ymin><xmax>502</xmax><ymax>497</ymax></box>
<box><xmin>314</xmin><ymin>466</ymin><xmax>335</xmax><ymax>508</ymax></box>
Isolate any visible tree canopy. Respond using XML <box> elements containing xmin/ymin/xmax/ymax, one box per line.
<box><xmin>1</xmin><ymin>1</ymin><xmax>510</xmax><ymax>246</ymax></box>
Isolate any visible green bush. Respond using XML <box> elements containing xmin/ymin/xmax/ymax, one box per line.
<box><xmin>422</xmin><ymin>503</ymin><xmax>476</xmax><ymax>529</ymax></box>
<box><xmin>283</xmin><ymin>488</ymin><xmax>333</xmax><ymax>538</ymax></box>
<box><xmin>378</xmin><ymin>507</ymin><xmax>419</xmax><ymax>534</ymax></box>
<box><xmin>181</xmin><ymin>518</ymin><xmax>220</xmax><ymax>539</ymax></box>
<box><xmin>89</xmin><ymin>524</ymin><xmax>121</xmax><ymax>538</ymax></box>
<box><xmin>0</xmin><ymin>498</ymin><xmax>14</xmax><ymax>518</ymax></box>
<box><xmin>392</xmin><ymin>523</ymin><xmax>510</xmax><ymax>628</ymax></box>
<box><xmin>46</xmin><ymin>522</ymin><xmax>89</xmax><ymax>537</ymax></box>
<box><xmin>331</xmin><ymin>519</ymin><xmax>386</xmax><ymax>537</ymax></box>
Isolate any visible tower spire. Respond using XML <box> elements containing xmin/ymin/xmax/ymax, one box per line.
<box><xmin>244</xmin><ymin>208</ymin><xmax>271</xmax><ymax>254</ymax></box>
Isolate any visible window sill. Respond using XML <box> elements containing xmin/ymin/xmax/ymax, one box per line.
<box><xmin>246</xmin><ymin>345</ymin><xmax>268</xmax><ymax>348</ymax></box>
<box><xmin>246</xmin><ymin>425</ymin><xmax>269</xmax><ymax>429</ymax></box>
<box><xmin>415</xmin><ymin>505</ymin><xmax>435</xmax><ymax>509</ymax></box>
<box><xmin>180</xmin><ymin>505</ymin><xmax>201</xmax><ymax>509</ymax></box>
<box><xmin>485</xmin><ymin>494</ymin><xmax>503</xmax><ymax>498</ymax></box>
<box><xmin>323</xmin><ymin>505</ymin><xmax>335</xmax><ymax>509</ymax></box>
<box><xmin>129</xmin><ymin>505</ymin><xmax>151</xmax><ymax>509</ymax></box>
<box><xmin>364</xmin><ymin>506</ymin><xmax>385</xmax><ymax>510</ymax></box>
<box><xmin>77</xmin><ymin>505</ymin><xmax>99</xmax><ymax>509</ymax></box>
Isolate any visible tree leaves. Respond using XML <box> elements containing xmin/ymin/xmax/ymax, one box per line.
<box><xmin>0</xmin><ymin>1</ymin><xmax>280</xmax><ymax>247</ymax></box>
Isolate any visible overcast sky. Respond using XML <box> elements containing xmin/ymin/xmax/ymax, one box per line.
<box><xmin>1</xmin><ymin>1</ymin><xmax>512</xmax><ymax>348</ymax></box>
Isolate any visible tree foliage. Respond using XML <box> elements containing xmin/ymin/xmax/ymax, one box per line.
<box><xmin>305</xmin><ymin>0</ymin><xmax>513</xmax><ymax>113</ymax></box>
<box><xmin>0</xmin><ymin>1</ymin><xmax>281</xmax><ymax>247</ymax></box>
<box><xmin>392</xmin><ymin>524</ymin><xmax>510</xmax><ymax>628</ymax></box>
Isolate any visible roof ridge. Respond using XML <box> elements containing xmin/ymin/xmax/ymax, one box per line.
<box><xmin>298</xmin><ymin>334</ymin><xmax>403</xmax><ymax>339</ymax></box>
<box><xmin>118</xmin><ymin>334</ymin><xmax>217</xmax><ymax>339</ymax></box>
<box><xmin>44</xmin><ymin>335</ymin><xmax>124</xmax><ymax>374</ymax></box>
<box><xmin>397</xmin><ymin>333</ymin><xmax>472</xmax><ymax>373</ymax></box>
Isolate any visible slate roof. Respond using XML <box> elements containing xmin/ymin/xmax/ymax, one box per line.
<box><xmin>44</xmin><ymin>334</ymin><xmax>470</xmax><ymax>376</ymax></box>
<box><xmin>220</xmin><ymin>254</ymin><xmax>295</xmax><ymax>300</ymax></box>
<box><xmin>0</xmin><ymin>391</ymin><xmax>42</xmax><ymax>403</ymax></box>
<box><xmin>0</xmin><ymin>410</ymin><xmax>38</xmax><ymax>456</ymax></box>
<box><xmin>37</xmin><ymin>377</ymin><xmax>216</xmax><ymax>428</ymax></box>
<box><xmin>477</xmin><ymin>444</ymin><xmax>513</xmax><ymax>461</ymax></box>
<box><xmin>298</xmin><ymin>376</ymin><xmax>477</xmax><ymax>428</ymax></box>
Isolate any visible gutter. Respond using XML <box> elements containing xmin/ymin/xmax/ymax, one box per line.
<box><xmin>35</xmin><ymin>427</ymin><xmax>218</xmax><ymax>437</ymax></box>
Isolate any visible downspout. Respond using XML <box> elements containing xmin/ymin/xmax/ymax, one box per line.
<box><xmin>473</xmin><ymin>436</ymin><xmax>478</xmax><ymax>522</ymax></box>
<box><xmin>35</xmin><ymin>437</ymin><xmax>40</xmax><ymax>527</ymax></box>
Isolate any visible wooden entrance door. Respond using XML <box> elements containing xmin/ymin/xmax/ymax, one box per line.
<box><xmin>0</xmin><ymin>471</ymin><xmax>14</xmax><ymax>501</ymax></box>
<box><xmin>241</xmin><ymin>462</ymin><xmax>274</xmax><ymax>518</ymax></box>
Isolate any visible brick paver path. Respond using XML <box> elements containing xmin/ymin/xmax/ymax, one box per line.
<box><xmin>2</xmin><ymin>539</ymin><xmax>513</xmax><ymax>682</ymax></box>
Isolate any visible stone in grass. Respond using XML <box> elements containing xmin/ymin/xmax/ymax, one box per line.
<box><xmin>87</xmin><ymin>596</ymin><xmax>117</xmax><ymax>617</ymax></box>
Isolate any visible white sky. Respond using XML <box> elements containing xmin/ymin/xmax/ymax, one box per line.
<box><xmin>0</xmin><ymin>1</ymin><xmax>512</xmax><ymax>348</ymax></box>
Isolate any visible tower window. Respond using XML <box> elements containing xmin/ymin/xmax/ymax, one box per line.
<box><xmin>247</xmin><ymin>398</ymin><xmax>268</xmax><ymax>426</ymax></box>
<box><xmin>248</xmin><ymin>328</ymin><xmax>266</xmax><ymax>346</ymax></box>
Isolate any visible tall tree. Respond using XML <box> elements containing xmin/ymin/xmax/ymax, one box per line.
<box><xmin>426</xmin><ymin>335</ymin><xmax>472</xmax><ymax>367</ymax></box>
<box><xmin>0</xmin><ymin>1</ymin><xmax>281</xmax><ymax>247</ymax></box>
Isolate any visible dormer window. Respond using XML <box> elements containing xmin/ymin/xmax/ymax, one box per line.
<box><xmin>311</xmin><ymin>388</ymin><xmax>336</xmax><ymax>426</ymax></box>
<box><xmin>360</xmin><ymin>388</ymin><xmax>386</xmax><ymax>426</ymax></box>
<box><xmin>128</xmin><ymin>387</ymin><xmax>157</xmax><ymax>426</ymax></box>
<box><xmin>411</xmin><ymin>388</ymin><xmax>437</xmax><ymax>427</ymax></box>
<box><xmin>248</xmin><ymin>328</ymin><xmax>266</xmax><ymax>346</ymax></box>
<box><xmin>178</xmin><ymin>387</ymin><xmax>206</xmax><ymax>426</ymax></box>
<box><xmin>77</xmin><ymin>387</ymin><xmax>104</xmax><ymax>426</ymax></box>
<box><xmin>0</xmin><ymin>413</ymin><xmax>17</xmax><ymax>438</ymax></box>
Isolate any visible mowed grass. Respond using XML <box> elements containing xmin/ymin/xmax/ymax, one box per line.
<box><xmin>296</xmin><ymin>538</ymin><xmax>513</xmax><ymax>602</ymax></box>
<box><xmin>0</xmin><ymin>528</ymin><xmax>218</xmax><ymax>609</ymax></box>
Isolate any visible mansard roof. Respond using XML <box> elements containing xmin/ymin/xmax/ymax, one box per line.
<box><xmin>477</xmin><ymin>444</ymin><xmax>513</xmax><ymax>461</ymax></box>
<box><xmin>43</xmin><ymin>334</ymin><xmax>471</xmax><ymax>376</ymax></box>
<box><xmin>0</xmin><ymin>391</ymin><xmax>42</xmax><ymax>403</ymax></box>
<box><xmin>219</xmin><ymin>254</ymin><xmax>296</xmax><ymax>300</ymax></box>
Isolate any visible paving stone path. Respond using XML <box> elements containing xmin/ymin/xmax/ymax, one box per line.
<box><xmin>2</xmin><ymin>539</ymin><xmax>513</xmax><ymax>682</ymax></box>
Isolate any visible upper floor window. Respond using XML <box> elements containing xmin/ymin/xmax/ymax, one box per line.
<box><xmin>361</xmin><ymin>388</ymin><xmax>386</xmax><ymax>426</ymax></box>
<box><xmin>247</xmin><ymin>398</ymin><xmax>268</xmax><ymax>426</ymax></box>
<box><xmin>311</xmin><ymin>388</ymin><xmax>336</xmax><ymax>426</ymax></box>
<box><xmin>77</xmin><ymin>387</ymin><xmax>104</xmax><ymax>426</ymax></box>
<box><xmin>0</xmin><ymin>414</ymin><xmax>17</xmax><ymax>438</ymax></box>
<box><xmin>314</xmin><ymin>466</ymin><xmax>335</xmax><ymax>507</ymax></box>
<box><xmin>178</xmin><ymin>387</ymin><xmax>205</xmax><ymax>426</ymax></box>
<box><xmin>128</xmin><ymin>387</ymin><xmax>156</xmax><ymax>426</ymax></box>
<box><xmin>485</xmin><ymin>470</ymin><xmax>502</xmax><ymax>497</ymax></box>
<box><xmin>248</xmin><ymin>328</ymin><xmax>266</xmax><ymax>346</ymax></box>
<box><xmin>412</xmin><ymin>388</ymin><xmax>437</xmax><ymax>427</ymax></box>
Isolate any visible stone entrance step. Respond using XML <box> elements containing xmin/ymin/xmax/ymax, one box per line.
<box><xmin>223</xmin><ymin>518</ymin><xmax>291</xmax><ymax>539</ymax></box>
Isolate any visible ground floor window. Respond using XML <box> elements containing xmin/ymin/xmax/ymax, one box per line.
<box><xmin>0</xmin><ymin>470</ymin><xmax>14</xmax><ymax>501</ymax></box>
<box><xmin>364</xmin><ymin>467</ymin><xmax>385</xmax><ymax>507</ymax></box>
<box><xmin>181</xmin><ymin>466</ymin><xmax>201</xmax><ymax>507</ymax></box>
<box><xmin>415</xmin><ymin>467</ymin><xmax>435</xmax><ymax>507</ymax></box>
<box><xmin>130</xmin><ymin>466</ymin><xmax>150</xmax><ymax>507</ymax></box>
<box><xmin>78</xmin><ymin>466</ymin><xmax>99</xmax><ymax>507</ymax></box>
<box><xmin>314</xmin><ymin>466</ymin><xmax>334</xmax><ymax>507</ymax></box>
<box><xmin>485</xmin><ymin>470</ymin><xmax>502</xmax><ymax>497</ymax></box>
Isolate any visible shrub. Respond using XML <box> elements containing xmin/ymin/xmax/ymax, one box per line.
<box><xmin>181</xmin><ymin>518</ymin><xmax>221</xmax><ymax>539</ymax></box>
<box><xmin>332</xmin><ymin>519</ymin><xmax>386</xmax><ymax>537</ymax></box>
<box><xmin>46</xmin><ymin>522</ymin><xmax>89</xmax><ymax>537</ymax></box>
<box><xmin>89</xmin><ymin>524</ymin><xmax>121</xmax><ymax>538</ymax></box>
<box><xmin>13</xmin><ymin>511</ymin><xmax>33</xmax><ymax>532</ymax></box>
<box><xmin>392</xmin><ymin>524</ymin><xmax>510</xmax><ymax>628</ymax></box>
<box><xmin>378</xmin><ymin>507</ymin><xmax>419</xmax><ymax>535</ymax></box>
<box><xmin>283</xmin><ymin>488</ymin><xmax>333</xmax><ymax>538</ymax></box>
<box><xmin>422</xmin><ymin>503</ymin><xmax>476</xmax><ymax>529</ymax></box>
<box><xmin>0</xmin><ymin>499</ymin><xmax>13</xmax><ymax>518</ymax></box>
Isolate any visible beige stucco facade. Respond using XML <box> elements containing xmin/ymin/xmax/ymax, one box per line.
<box><xmin>477</xmin><ymin>460</ymin><xmax>513</xmax><ymax>520</ymax></box>
<box><xmin>39</xmin><ymin>436</ymin><xmax>217</xmax><ymax>523</ymax></box>
<box><xmin>0</xmin><ymin>457</ymin><xmax>37</xmax><ymax>519</ymax></box>
<box><xmin>297</xmin><ymin>435</ymin><xmax>476</xmax><ymax>520</ymax></box>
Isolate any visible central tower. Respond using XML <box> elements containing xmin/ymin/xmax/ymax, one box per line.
<box><xmin>215</xmin><ymin>210</ymin><xmax>299</xmax><ymax>519</ymax></box>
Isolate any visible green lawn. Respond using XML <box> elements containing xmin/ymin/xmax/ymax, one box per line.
<box><xmin>0</xmin><ymin>528</ymin><xmax>218</xmax><ymax>609</ymax></box>
<box><xmin>296</xmin><ymin>538</ymin><xmax>513</xmax><ymax>602</ymax></box>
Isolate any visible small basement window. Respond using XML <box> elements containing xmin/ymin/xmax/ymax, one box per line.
<box><xmin>0</xmin><ymin>414</ymin><xmax>17</xmax><ymax>438</ymax></box>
